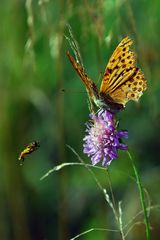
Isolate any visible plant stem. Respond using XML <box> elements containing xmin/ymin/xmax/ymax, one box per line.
<box><xmin>127</xmin><ymin>151</ymin><xmax>150</xmax><ymax>240</ymax></box>
<box><xmin>105</xmin><ymin>170</ymin><xmax>125</xmax><ymax>240</ymax></box>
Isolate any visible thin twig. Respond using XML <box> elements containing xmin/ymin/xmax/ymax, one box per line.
<box><xmin>65</xmin><ymin>23</ymin><xmax>84</xmax><ymax>67</ymax></box>
<box><xmin>70</xmin><ymin>227</ymin><xmax>119</xmax><ymax>240</ymax></box>
<box><xmin>40</xmin><ymin>162</ymin><xmax>106</xmax><ymax>180</ymax></box>
<box><xmin>127</xmin><ymin>151</ymin><xmax>151</xmax><ymax>240</ymax></box>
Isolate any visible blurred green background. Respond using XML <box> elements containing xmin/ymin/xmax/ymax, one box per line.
<box><xmin>0</xmin><ymin>0</ymin><xmax>160</xmax><ymax>239</ymax></box>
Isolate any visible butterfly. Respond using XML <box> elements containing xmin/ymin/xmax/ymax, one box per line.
<box><xmin>67</xmin><ymin>36</ymin><xmax>147</xmax><ymax>112</ymax></box>
<box><xmin>18</xmin><ymin>141</ymin><xmax>40</xmax><ymax>165</ymax></box>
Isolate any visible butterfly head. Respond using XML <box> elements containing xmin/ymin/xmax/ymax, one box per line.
<box><xmin>94</xmin><ymin>92</ymin><xmax>124</xmax><ymax>113</ymax></box>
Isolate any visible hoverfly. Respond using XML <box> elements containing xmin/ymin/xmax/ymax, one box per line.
<box><xmin>18</xmin><ymin>141</ymin><xmax>40</xmax><ymax>165</ymax></box>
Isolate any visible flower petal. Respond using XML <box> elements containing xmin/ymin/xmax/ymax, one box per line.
<box><xmin>83</xmin><ymin>110</ymin><xmax>128</xmax><ymax>167</ymax></box>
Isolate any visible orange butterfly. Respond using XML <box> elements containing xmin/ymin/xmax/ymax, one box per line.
<box><xmin>67</xmin><ymin>37</ymin><xmax>147</xmax><ymax>112</ymax></box>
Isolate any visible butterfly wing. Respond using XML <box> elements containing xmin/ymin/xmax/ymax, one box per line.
<box><xmin>100</xmin><ymin>37</ymin><xmax>147</xmax><ymax>106</ymax></box>
<box><xmin>67</xmin><ymin>51</ymin><xmax>99</xmax><ymax>102</ymax></box>
<box><xmin>109</xmin><ymin>68</ymin><xmax>147</xmax><ymax>105</ymax></box>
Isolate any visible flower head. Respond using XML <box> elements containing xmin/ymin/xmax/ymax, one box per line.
<box><xmin>83</xmin><ymin>110</ymin><xmax>128</xmax><ymax>166</ymax></box>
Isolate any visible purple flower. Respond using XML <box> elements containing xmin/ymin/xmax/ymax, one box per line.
<box><xmin>83</xmin><ymin>110</ymin><xmax>128</xmax><ymax>166</ymax></box>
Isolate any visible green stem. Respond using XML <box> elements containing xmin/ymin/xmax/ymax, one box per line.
<box><xmin>106</xmin><ymin>170</ymin><xmax>124</xmax><ymax>239</ymax></box>
<box><xmin>127</xmin><ymin>151</ymin><xmax>150</xmax><ymax>240</ymax></box>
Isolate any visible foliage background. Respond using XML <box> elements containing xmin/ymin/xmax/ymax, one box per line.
<box><xmin>0</xmin><ymin>0</ymin><xmax>160</xmax><ymax>239</ymax></box>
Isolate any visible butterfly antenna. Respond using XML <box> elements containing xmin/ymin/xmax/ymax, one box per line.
<box><xmin>97</xmin><ymin>71</ymin><xmax>103</xmax><ymax>85</ymax></box>
<box><xmin>60</xmin><ymin>88</ymin><xmax>86</xmax><ymax>94</ymax></box>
